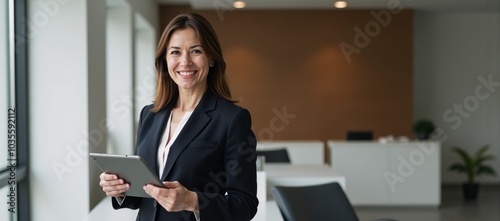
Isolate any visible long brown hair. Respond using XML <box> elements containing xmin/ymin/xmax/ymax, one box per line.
<box><xmin>152</xmin><ymin>13</ymin><xmax>235</xmax><ymax>112</ymax></box>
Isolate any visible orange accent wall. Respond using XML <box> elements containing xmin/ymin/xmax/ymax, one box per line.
<box><xmin>159</xmin><ymin>6</ymin><xmax>413</xmax><ymax>141</ymax></box>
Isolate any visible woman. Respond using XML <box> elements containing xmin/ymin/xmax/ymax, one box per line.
<box><xmin>99</xmin><ymin>13</ymin><xmax>258</xmax><ymax>221</ymax></box>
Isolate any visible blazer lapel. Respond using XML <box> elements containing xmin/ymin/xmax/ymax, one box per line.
<box><xmin>160</xmin><ymin>90</ymin><xmax>217</xmax><ymax>180</ymax></box>
<box><xmin>145</xmin><ymin>102</ymin><xmax>176</xmax><ymax>177</ymax></box>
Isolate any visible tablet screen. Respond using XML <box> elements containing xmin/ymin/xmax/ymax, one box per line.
<box><xmin>90</xmin><ymin>153</ymin><xmax>163</xmax><ymax>198</ymax></box>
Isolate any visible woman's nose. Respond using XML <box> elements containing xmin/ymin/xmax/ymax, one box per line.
<box><xmin>180</xmin><ymin>54</ymin><xmax>192</xmax><ymax>67</ymax></box>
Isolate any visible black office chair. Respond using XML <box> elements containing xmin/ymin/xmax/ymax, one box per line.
<box><xmin>272</xmin><ymin>182</ymin><xmax>397</xmax><ymax>221</ymax></box>
<box><xmin>256</xmin><ymin>148</ymin><xmax>291</xmax><ymax>163</ymax></box>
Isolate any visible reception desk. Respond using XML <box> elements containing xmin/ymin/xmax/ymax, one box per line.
<box><xmin>328</xmin><ymin>140</ymin><xmax>440</xmax><ymax>207</ymax></box>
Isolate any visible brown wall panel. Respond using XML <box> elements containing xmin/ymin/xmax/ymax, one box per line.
<box><xmin>159</xmin><ymin>6</ymin><xmax>413</xmax><ymax>142</ymax></box>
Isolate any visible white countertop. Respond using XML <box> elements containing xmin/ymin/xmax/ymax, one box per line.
<box><xmin>264</xmin><ymin>163</ymin><xmax>346</xmax><ymax>190</ymax></box>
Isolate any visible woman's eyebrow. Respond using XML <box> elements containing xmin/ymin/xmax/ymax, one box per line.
<box><xmin>167</xmin><ymin>45</ymin><xmax>202</xmax><ymax>50</ymax></box>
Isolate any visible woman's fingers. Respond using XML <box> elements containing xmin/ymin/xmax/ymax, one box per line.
<box><xmin>100</xmin><ymin>173</ymin><xmax>118</xmax><ymax>181</ymax></box>
<box><xmin>100</xmin><ymin>178</ymin><xmax>125</xmax><ymax>187</ymax></box>
<box><xmin>143</xmin><ymin>184</ymin><xmax>165</xmax><ymax>198</ymax></box>
<box><xmin>103</xmin><ymin>183</ymin><xmax>130</xmax><ymax>197</ymax></box>
<box><xmin>143</xmin><ymin>182</ymin><xmax>197</xmax><ymax>212</ymax></box>
<box><xmin>99</xmin><ymin>172</ymin><xmax>130</xmax><ymax>197</ymax></box>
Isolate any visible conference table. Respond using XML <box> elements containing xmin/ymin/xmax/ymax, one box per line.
<box><xmin>85</xmin><ymin>164</ymin><xmax>345</xmax><ymax>221</ymax></box>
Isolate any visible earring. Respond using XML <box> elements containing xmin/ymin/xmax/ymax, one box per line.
<box><xmin>210</xmin><ymin>61</ymin><xmax>214</xmax><ymax>67</ymax></box>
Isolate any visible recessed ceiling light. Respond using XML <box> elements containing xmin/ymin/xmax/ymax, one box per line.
<box><xmin>233</xmin><ymin>1</ymin><xmax>246</xmax><ymax>9</ymax></box>
<box><xmin>334</xmin><ymin>1</ymin><xmax>347</xmax><ymax>9</ymax></box>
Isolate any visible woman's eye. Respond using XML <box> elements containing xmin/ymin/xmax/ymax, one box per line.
<box><xmin>191</xmin><ymin>49</ymin><xmax>202</xmax><ymax>54</ymax></box>
<box><xmin>170</xmin><ymin>50</ymin><xmax>180</xmax><ymax>55</ymax></box>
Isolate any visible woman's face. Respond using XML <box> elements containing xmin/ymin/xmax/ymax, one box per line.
<box><xmin>166</xmin><ymin>28</ymin><xmax>210</xmax><ymax>93</ymax></box>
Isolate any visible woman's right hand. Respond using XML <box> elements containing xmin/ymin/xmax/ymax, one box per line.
<box><xmin>99</xmin><ymin>173</ymin><xmax>130</xmax><ymax>197</ymax></box>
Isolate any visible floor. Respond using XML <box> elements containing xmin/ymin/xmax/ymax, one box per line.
<box><xmin>355</xmin><ymin>185</ymin><xmax>500</xmax><ymax>221</ymax></box>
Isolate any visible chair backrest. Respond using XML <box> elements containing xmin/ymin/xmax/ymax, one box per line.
<box><xmin>271</xmin><ymin>182</ymin><xmax>359</xmax><ymax>221</ymax></box>
<box><xmin>256</xmin><ymin>148</ymin><xmax>291</xmax><ymax>163</ymax></box>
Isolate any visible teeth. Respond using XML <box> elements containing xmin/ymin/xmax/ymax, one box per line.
<box><xmin>179</xmin><ymin>71</ymin><xmax>195</xmax><ymax>76</ymax></box>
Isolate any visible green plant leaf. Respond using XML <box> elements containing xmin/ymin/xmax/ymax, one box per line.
<box><xmin>474</xmin><ymin>145</ymin><xmax>490</xmax><ymax>159</ymax></box>
<box><xmin>477</xmin><ymin>155</ymin><xmax>495</xmax><ymax>165</ymax></box>
<box><xmin>449</xmin><ymin>164</ymin><xmax>466</xmax><ymax>173</ymax></box>
<box><xmin>449</xmin><ymin>145</ymin><xmax>496</xmax><ymax>183</ymax></box>
<box><xmin>449</xmin><ymin>145</ymin><xmax>497</xmax><ymax>183</ymax></box>
<box><xmin>477</xmin><ymin>166</ymin><xmax>497</xmax><ymax>176</ymax></box>
<box><xmin>413</xmin><ymin>119</ymin><xmax>435</xmax><ymax>134</ymax></box>
<box><xmin>452</xmin><ymin>147</ymin><xmax>473</xmax><ymax>168</ymax></box>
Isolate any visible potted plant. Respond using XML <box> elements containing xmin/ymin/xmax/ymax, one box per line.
<box><xmin>448</xmin><ymin>145</ymin><xmax>496</xmax><ymax>200</ymax></box>
<box><xmin>412</xmin><ymin>119</ymin><xmax>435</xmax><ymax>140</ymax></box>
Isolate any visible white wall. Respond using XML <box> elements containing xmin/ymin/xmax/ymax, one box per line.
<box><xmin>126</xmin><ymin>0</ymin><xmax>158</xmax><ymax>30</ymax></box>
<box><xmin>134</xmin><ymin>13</ymin><xmax>156</xmax><ymax>125</ymax></box>
<box><xmin>29</xmin><ymin>0</ymin><xmax>91</xmax><ymax>220</ymax></box>
<box><xmin>88</xmin><ymin>0</ymin><xmax>108</xmax><ymax>210</ymax></box>
<box><xmin>414</xmin><ymin>12</ymin><xmax>500</xmax><ymax>184</ymax></box>
<box><xmin>28</xmin><ymin>0</ymin><xmax>158</xmax><ymax>220</ymax></box>
<box><xmin>106</xmin><ymin>2</ymin><xmax>135</xmax><ymax>155</ymax></box>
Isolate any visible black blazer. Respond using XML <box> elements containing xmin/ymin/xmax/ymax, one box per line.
<box><xmin>112</xmin><ymin>89</ymin><xmax>258</xmax><ymax>221</ymax></box>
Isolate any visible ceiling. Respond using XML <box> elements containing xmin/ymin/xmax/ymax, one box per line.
<box><xmin>158</xmin><ymin>0</ymin><xmax>500</xmax><ymax>12</ymax></box>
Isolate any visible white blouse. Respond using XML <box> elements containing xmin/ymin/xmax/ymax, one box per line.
<box><xmin>157</xmin><ymin>111</ymin><xmax>193</xmax><ymax>177</ymax></box>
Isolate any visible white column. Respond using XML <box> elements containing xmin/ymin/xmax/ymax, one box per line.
<box><xmin>28</xmin><ymin>0</ymin><xmax>106</xmax><ymax>220</ymax></box>
<box><xmin>87</xmin><ymin>0</ymin><xmax>108</xmax><ymax>210</ymax></box>
<box><xmin>134</xmin><ymin>14</ymin><xmax>156</xmax><ymax>125</ymax></box>
<box><xmin>106</xmin><ymin>3</ymin><xmax>134</xmax><ymax>155</ymax></box>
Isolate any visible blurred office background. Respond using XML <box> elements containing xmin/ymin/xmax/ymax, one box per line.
<box><xmin>0</xmin><ymin>0</ymin><xmax>499</xmax><ymax>220</ymax></box>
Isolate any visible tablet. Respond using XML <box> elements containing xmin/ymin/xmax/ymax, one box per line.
<box><xmin>89</xmin><ymin>153</ymin><xmax>163</xmax><ymax>198</ymax></box>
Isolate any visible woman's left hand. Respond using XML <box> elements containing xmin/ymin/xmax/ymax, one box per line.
<box><xmin>143</xmin><ymin>181</ymin><xmax>199</xmax><ymax>212</ymax></box>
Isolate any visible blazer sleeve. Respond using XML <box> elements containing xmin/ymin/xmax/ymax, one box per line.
<box><xmin>196</xmin><ymin>108</ymin><xmax>259</xmax><ymax>221</ymax></box>
<box><xmin>111</xmin><ymin>195</ymin><xmax>141</xmax><ymax>210</ymax></box>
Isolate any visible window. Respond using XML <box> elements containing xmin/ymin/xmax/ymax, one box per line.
<box><xmin>0</xmin><ymin>0</ymin><xmax>9</xmax><ymax>172</ymax></box>
<box><xmin>0</xmin><ymin>0</ymin><xmax>28</xmax><ymax>220</ymax></box>
<box><xmin>1</xmin><ymin>1</ymin><xmax>16</xmax><ymax>220</ymax></box>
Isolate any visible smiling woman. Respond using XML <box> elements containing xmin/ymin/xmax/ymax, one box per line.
<box><xmin>98</xmin><ymin>13</ymin><xmax>258</xmax><ymax>221</ymax></box>
<box><xmin>166</xmin><ymin>28</ymin><xmax>210</xmax><ymax>94</ymax></box>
